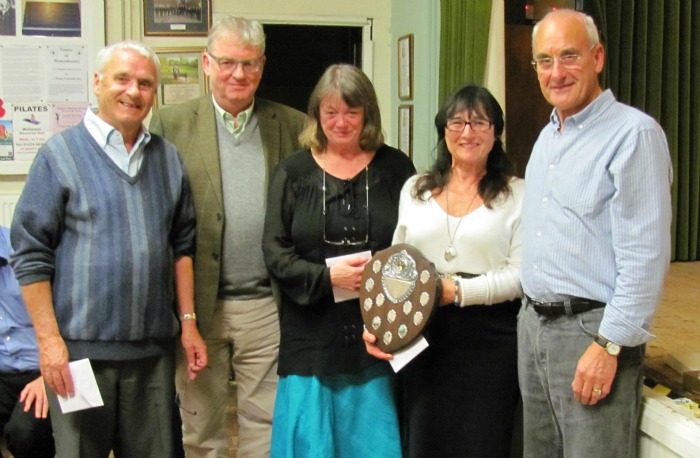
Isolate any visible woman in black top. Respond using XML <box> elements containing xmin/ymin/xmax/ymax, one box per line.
<box><xmin>263</xmin><ymin>64</ymin><xmax>415</xmax><ymax>457</ymax></box>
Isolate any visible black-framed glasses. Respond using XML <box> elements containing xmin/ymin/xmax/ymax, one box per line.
<box><xmin>206</xmin><ymin>52</ymin><xmax>263</xmax><ymax>74</ymax></box>
<box><xmin>322</xmin><ymin>167</ymin><xmax>369</xmax><ymax>246</ymax></box>
<box><xmin>446</xmin><ymin>118</ymin><xmax>492</xmax><ymax>133</ymax></box>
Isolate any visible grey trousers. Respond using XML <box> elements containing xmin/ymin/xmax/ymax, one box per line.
<box><xmin>517</xmin><ymin>304</ymin><xmax>644</xmax><ymax>458</ymax></box>
<box><xmin>47</xmin><ymin>351</ymin><xmax>175</xmax><ymax>458</ymax></box>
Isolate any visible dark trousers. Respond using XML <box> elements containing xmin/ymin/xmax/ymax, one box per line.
<box><xmin>399</xmin><ymin>300</ymin><xmax>522</xmax><ymax>458</ymax></box>
<box><xmin>0</xmin><ymin>371</ymin><xmax>55</xmax><ymax>458</ymax></box>
<box><xmin>47</xmin><ymin>352</ymin><xmax>175</xmax><ymax>458</ymax></box>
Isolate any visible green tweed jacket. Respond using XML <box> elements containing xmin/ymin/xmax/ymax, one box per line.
<box><xmin>150</xmin><ymin>96</ymin><xmax>306</xmax><ymax>334</ymax></box>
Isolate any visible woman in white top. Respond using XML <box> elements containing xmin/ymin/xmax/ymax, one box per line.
<box><xmin>365</xmin><ymin>85</ymin><xmax>523</xmax><ymax>458</ymax></box>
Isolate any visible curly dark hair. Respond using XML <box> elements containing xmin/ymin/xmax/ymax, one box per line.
<box><xmin>414</xmin><ymin>85</ymin><xmax>513</xmax><ymax>208</ymax></box>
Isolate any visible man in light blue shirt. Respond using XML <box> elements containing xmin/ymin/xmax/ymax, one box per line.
<box><xmin>519</xmin><ymin>10</ymin><xmax>672</xmax><ymax>458</ymax></box>
<box><xmin>0</xmin><ymin>226</ymin><xmax>54</xmax><ymax>457</ymax></box>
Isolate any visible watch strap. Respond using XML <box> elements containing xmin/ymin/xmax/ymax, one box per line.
<box><xmin>593</xmin><ymin>334</ymin><xmax>620</xmax><ymax>355</ymax></box>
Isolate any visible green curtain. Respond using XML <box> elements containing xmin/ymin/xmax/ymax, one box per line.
<box><xmin>438</xmin><ymin>0</ymin><xmax>493</xmax><ymax>105</ymax></box>
<box><xmin>585</xmin><ymin>1</ymin><xmax>700</xmax><ymax>261</ymax></box>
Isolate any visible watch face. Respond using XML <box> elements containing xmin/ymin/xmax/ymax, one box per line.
<box><xmin>606</xmin><ymin>342</ymin><xmax>621</xmax><ymax>356</ymax></box>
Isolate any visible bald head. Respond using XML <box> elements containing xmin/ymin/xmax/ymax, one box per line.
<box><xmin>532</xmin><ymin>9</ymin><xmax>600</xmax><ymax>52</ymax></box>
<box><xmin>531</xmin><ymin>9</ymin><xmax>605</xmax><ymax>123</ymax></box>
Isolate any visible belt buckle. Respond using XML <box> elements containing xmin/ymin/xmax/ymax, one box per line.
<box><xmin>527</xmin><ymin>296</ymin><xmax>559</xmax><ymax>317</ymax></box>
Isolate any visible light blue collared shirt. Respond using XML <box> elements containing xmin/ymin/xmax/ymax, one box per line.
<box><xmin>83</xmin><ymin>107</ymin><xmax>151</xmax><ymax>177</ymax></box>
<box><xmin>0</xmin><ymin>226</ymin><xmax>40</xmax><ymax>373</ymax></box>
<box><xmin>521</xmin><ymin>90</ymin><xmax>673</xmax><ymax>347</ymax></box>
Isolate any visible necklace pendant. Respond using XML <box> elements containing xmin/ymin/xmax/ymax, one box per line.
<box><xmin>444</xmin><ymin>245</ymin><xmax>457</xmax><ymax>261</ymax></box>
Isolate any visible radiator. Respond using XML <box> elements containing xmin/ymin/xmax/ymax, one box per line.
<box><xmin>0</xmin><ymin>194</ymin><xmax>19</xmax><ymax>227</ymax></box>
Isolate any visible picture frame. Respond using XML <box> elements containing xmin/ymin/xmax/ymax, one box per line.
<box><xmin>144</xmin><ymin>0</ymin><xmax>211</xmax><ymax>37</ymax></box>
<box><xmin>153</xmin><ymin>48</ymin><xmax>208</xmax><ymax>109</ymax></box>
<box><xmin>398</xmin><ymin>34</ymin><xmax>414</xmax><ymax>100</ymax></box>
<box><xmin>398</xmin><ymin>105</ymin><xmax>413</xmax><ymax>159</ymax></box>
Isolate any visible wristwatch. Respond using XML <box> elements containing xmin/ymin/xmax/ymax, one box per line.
<box><xmin>594</xmin><ymin>334</ymin><xmax>621</xmax><ymax>356</ymax></box>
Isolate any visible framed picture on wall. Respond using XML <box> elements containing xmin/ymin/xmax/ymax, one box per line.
<box><xmin>153</xmin><ymin>48</ymin><xmax>208</xmax><ymax>108</ymax></box>
<box><xmin>398</xmin><ymin>105</ymin><xmax>413</xmax><ymax>159</ymax></box>
<box><xmin>398</xmin><ymin>34</ymin><xmax>414</xmax><ymax>100</ymax></box>
<box><xmin>144</xmin><ymin>0</ymin><xmax>211</xmax><ymax>36</ymax></box>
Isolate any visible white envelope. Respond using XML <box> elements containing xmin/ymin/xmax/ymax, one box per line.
<box><xmin>58</xmin><ymin>359</ymin><xmax>104</xmax><ymax>414</ymax></box>
<box><xmin>389</xmin><ymin>336</ymin><xmax>429</xmax><ymax>372</ymax></box>
<box><xmin>325</xmin><ymin>250</ymin><xmax>373</xmax><ymax>303</ymax></box>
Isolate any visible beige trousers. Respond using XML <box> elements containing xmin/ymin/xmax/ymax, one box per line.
<box><xmin>177</xmin><ymin>296</ymin><xmax>280</xmax><ymax>458</ymax></box>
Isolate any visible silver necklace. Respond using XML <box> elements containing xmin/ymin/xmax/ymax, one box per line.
<box><xmin>444</xmin><ymin>186</ymin><xmax>478</xmax><ymax>261</ymax></box>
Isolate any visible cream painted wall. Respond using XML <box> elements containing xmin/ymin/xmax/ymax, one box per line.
<box><xmin>390</xmin><ymin>1</ymin><xmax>440</xmax><ymax>173</ymax></box>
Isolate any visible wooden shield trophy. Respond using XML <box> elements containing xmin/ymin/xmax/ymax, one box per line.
<box><xmin>360</xmin><ymin>243</ymin><xmax>441</xmax><ymax>353</ymax></box>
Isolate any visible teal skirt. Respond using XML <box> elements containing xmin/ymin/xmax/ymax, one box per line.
<box><xmin>271</xmin><ymin>365</ymin><xmax>402</xmax><ymax>458</ymax></box>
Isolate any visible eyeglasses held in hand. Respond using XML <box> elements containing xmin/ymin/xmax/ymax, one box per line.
<box><xmin>445</xmin><ymin>118</ymin><xmax>492</xmax><ymax>133</ymax></box>
<box><xmin>207</xmin><ymin>52</ymin><xmax>262</xmax><ymax>74</ymax></box>
<box><xmin>175</xmin><ymin>392</ymin><xmax>196</xmax><ymax>416</ymax></box>
<box><xmin>323</xmin><ymin>167</ymin><xmax>369</xmax><ymax>247</ymax></box>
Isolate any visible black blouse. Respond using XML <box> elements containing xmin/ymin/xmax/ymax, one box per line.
<box><xmin>263</xmin><ymin>145</ymin><xmax>416</xmax><ymax>376</ymax></box>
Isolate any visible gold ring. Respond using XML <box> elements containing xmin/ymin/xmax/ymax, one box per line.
<box><xmin>593</xmin><ymin>388</ymin><xmax>602</xmax><ymax>395</ymax></box>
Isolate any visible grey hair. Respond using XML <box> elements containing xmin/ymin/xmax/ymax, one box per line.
<box><xmin>532</xmin><ymin>9</ymin><xmax>600</xmax><ymax>52</ymax></box>
<box><xmin>207</xmin><ymin>16</ymin><xmax>266</xmax><ymax>55</ymax></box>
<box><xmin>95</xmin><ymin>41</ymin><xmax>161</xmax><ymax>84</ymax></box>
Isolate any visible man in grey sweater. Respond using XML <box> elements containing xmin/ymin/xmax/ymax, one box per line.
<box><xmin>150</xmin><ymin>16</ymin><xmax>305</xmax><ymax>457</ymax></box>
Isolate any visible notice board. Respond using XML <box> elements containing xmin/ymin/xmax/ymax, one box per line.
<box><xmin>0</xmin><ymin>0</ymin><xmax>105</xmax><ymax>175</ymax></box>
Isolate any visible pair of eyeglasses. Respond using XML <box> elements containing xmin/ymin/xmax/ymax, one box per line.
<box><xmin>446</xmin><ymin>118</ymin><xmax>492</xmax><ymax>133</ymax></box>
<box><xmin>175</xmin><ymin>392</ymin><xmax>196</xmax><ymax>416</ymax></box>
<box><xmin>322</xmin><ymin>167</ymin><xmax>369</xmax><ymax>246</ymax></box>
<box><xmin>206</xmin><ymin>52</ymin><xmax>262</xmax><ymax>74</ymax></box>
<box><xmin>531</xmin><ymin>44</ymin><xmax>597</xmax><ymax>72</ymax></box>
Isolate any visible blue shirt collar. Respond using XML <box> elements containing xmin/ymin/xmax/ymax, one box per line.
<box><xmin>549</xmin><ymin>89</ymin><xmax>616</xmax><ymax>131</ymax></box>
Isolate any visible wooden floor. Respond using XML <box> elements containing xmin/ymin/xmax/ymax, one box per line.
<box><xmin>644</xmin><ymin>261</ymin><xmax>700</xmax><ymax>400</ymax></box>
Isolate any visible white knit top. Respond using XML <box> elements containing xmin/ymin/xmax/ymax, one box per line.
<box><xmin>392</xmin><ymin>175</ymin><xmax>524</xmax><ymax>306</ymax></box>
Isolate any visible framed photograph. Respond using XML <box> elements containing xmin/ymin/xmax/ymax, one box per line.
<box><xmin>398</xmin><ymin>105</ymin><xmax>413</xmax><ymax>159</ymax></box>
<box><xmin>154</xmin><ymin>48</ymin><xmax>208</xmax><ymax>108</ymax></box>
<box><xmin>398</xmin><ymin>34</ymin><xmax>414</xmax><ymax>100</ymax></box>
<box><xmin>144</xmin><ymin>0</ymin><xmax>211</xmax><ymax>36</ymax></box>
